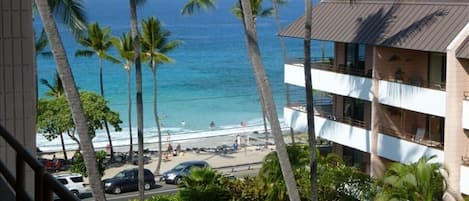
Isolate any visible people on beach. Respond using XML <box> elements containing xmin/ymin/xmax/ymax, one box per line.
<box><xmin>209</xmin><ymin>121</ymin><xmax>215</xmax><ymax>129</ymax></box>
<box><xmin>175</xmin><ymin>144</ymin><xmax>181</xmax><ymax>156</ymax></box>
<box><xmin>233</xmin><ymin>140</ymin><xmax>238</xmax><ymax>151</ymax></box>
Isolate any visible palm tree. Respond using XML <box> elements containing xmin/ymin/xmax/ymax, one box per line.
<box><xmin>75</xmin><ymin>22</ymin><xmax>120</xmax><ymax>161</ymax></box>
<box><xmin>140</xmin><ymin>17</ymin><xmax>181</xmax><ymax>175</ymax></box>
<box><xmin>374</xmin><ymin>155</ymin><xmax>448</xmax><ymax>201</ymax></box>
<box><xmin>33</xmin><ymin>0</ymin><xmax>87</xmax><ymax>37</ymax></box>
<box><xmin>128</xmin><ymin>0</ymin><xmax>146</xmax><ymax>199</ymax></box>
<box><xmin>111</xmin><ymin>32</ymin><xmax>135</xmax><ymax>163</ymax></box>
<box><xmin>179</xmin><ymin>168</ymin><xmax>231</xmax><ymax>201</ymax></box>
<box><xmin>34</xmin><ymin>0</ymin><xmax>107</xmax><ymax>200</ymax></box>
<box><xmin>303</xmin><ymin>0</ymin><xmax>317</xmax><ymax>200</ymax></box>
<box><xmin>182</xmin><ymin>0</ymin><xmax>301</xmax><ymax>200</ymax></box>
<box><xmin>230</xmin><ymin>0</ymin><xmax>274</xmax><ymax>21</ymax></box>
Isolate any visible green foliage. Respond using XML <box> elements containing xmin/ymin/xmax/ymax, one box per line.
<box><xmin>257</xmin><ymin>145</ymin><xmax>370</xmax><ymax>201</ymax></box>
<box><xmin>70</xmin><ymin>150</ymin><xmax>106</xmax><ymax>177</ymax></box>
<box><xmin>224</xmin><ymin>176</ymin><xmax>265</xmax><ymax>201</ymax></box>
<box><xmin>75</xmin><ymin>22</ymin><xmax>119</xmax><ymax>64</ymax></box>
<box><xmin>37</xmin><ymin>91</ymin><xmax>122</xmax><ymax>141</ymax></box>
<box><xmin>231</xmin><ymin>0</ymin><xmax>275</xmax><ymax>20</ymax></box>
<box><xmin>178</xmin><ymin>167</ymin><xmax>230</xmax><ymax>201</ymax></box>
<box><xmin>181</xmin><ymin>0</ymin><xmax>217</xmax><ymax>15</ymax></box>
<box><xmin>111</xmin><ymin>31</ymin><xmax>135</xmax><ymax>71</ymax></box>
<box><xmin>130</xmin><ymin>194</ymin><xmax>181</xmax><ymax>201</ymax></box>
<box><xmin>140</xmin><ymin>16</ymin><xmax>181</xmax><ymax>69</ymax></box>
<box><xmin>373</xmin><ymin>155</ymin><xmax>446</xmax><ymax>201</ymax></box>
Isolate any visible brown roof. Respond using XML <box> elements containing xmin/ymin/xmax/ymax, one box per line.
<box><xmin>279</xmin><ymin>0</ymin><xmax>469</xmax><ymax>54</ymax></box>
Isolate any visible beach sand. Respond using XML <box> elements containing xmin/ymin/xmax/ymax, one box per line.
<box><xmin>40</xmin><ymin>132</ymin><xmax>304</xmax><ymax>181</ymax></box>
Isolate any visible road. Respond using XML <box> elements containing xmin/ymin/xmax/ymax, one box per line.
<box><xmin>81</xmin><ymin>167</ymin><xmax>260</xmax><ymax>201</ymax></box>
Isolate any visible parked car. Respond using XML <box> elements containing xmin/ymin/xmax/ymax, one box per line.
<box><xmin>132</xmin><ymin>155</ymin><xmax>152</xmax><ymax>165</ymax></box>
<box><xmin>102</xmin><ymin>168</ymin><xmax>155</xmax><ymax>194</ymax></box>
<box><xmin>53</xmin><ymin>172</ymin><xmax>88</xmax><ymax>198</ymax></box>
<box><xmin>160</xmin><ymin>160</ymin><xmax>210</xmax><ymax>184</ymax></box>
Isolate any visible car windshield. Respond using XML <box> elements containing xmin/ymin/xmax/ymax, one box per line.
<box><xmin>172</xmin><ymin>164</ymin><xmax>188</xmax><ymax>172</ymax></box>
<box><xmin>113</xmin><ymin>171</ymin><xmax>126</xmax><ymax>179</ymax></box>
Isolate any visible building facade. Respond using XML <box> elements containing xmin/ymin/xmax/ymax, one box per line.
<box><xmin>0</xmin><ymin>0</ymin><xmax>36</xmax><ymax>198</ymax></box>
<box><xmin>280</xmin><ymin>0</ymin><xmax>469</xmax><ymax>196</ymax></box>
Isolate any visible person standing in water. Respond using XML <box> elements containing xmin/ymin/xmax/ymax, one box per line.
<box><xmin>209</xmin><ymin>121</ymin><xmax>215</xmax><ymax>129</ymax></box>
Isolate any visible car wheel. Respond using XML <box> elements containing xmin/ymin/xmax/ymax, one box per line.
<box><xmin>144</xmin><ymin>182</ymin><xmax>151</xmax><ymax>190</ymax></box>
<box><xmin>113</xmin><ymin>186</ymin><xmax>122</xmax><ymax>194</ymax></box>
<box><xmin>71</xmin><ymin>190</ymin><xmax>79</xmax><ymax>198</ymax></box>
<box><xmin>175</xmin><ymin>177</ymin><xmax>182</xmax><ymax>185</ymax></box>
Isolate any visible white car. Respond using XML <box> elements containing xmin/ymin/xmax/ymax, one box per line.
<box><xmin>53</xmin><ymin>172</ymin><xmax>88</xmax><ymax>198</ymax></box>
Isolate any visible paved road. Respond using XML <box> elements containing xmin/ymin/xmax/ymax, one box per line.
<box><xmin>81</xmin><ymin>167</ymin><xmax>260</xmax><ymax>201</ymax></box>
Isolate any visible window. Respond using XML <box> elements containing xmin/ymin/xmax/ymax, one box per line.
<box><xmin>428</xmin><ymin>53</ymin><xmax>446</xmax><ymax>89</ymax></box>
<box><xmin>343</xmin><ymin>97</ymin><xmax>364</xmax><ymax>122</ymax></box>
<box><xmin>58</xmin><ymin>178</ymin><xmax>68</xmax><ymax>185</ymax></box>
<box><xmin>345</xmin><ymin>43</ymin><xmax>366</xmax><ymax>71</ymax></box>
<box><xmin>70</xmin><ymin>177</ymin><xmax>83</xmax><ymax>183</ymax></box>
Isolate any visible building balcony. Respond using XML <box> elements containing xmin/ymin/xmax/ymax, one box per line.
<box><xmin>378</xmin><ymin>79</ymin><xmax>446</xmax><ymax>117</ymax></box>
<box><xmin>285</xmin><ymin>59</ymin><xmax>373</xmax><ymax>101</ymax></box>
<box><xmin>285</xmin><ymin>103</ymin><xmax>445</xmax><ymax>165</ymax></box>
<box><xmin>463</xmin><ymin>92</ymin><xmax>469</xmax><ymax>130</ymax></box>
<box><xmin>284</xmin><ymin>105</ymin><xmax>371</xmax><ymax>153</ymax></box>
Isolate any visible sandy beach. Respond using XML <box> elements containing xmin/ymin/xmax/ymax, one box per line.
<box><xmin>39</xmin><ymin>132</ymin><xmax>304</xmax><ymax>181</ymax></box>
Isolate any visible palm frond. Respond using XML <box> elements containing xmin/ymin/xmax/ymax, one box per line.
<box><xmin>181</xmin><ymin>0</ymin><xmax>216</xmax><ymax>15</ymax></box>
<box><xmin>75</xmin><ymin>49</ymin><xmax>95</xmax><ymax>57</ymax></box>
<box><xmin>102</xmin><ymin>53</ymin><xmax>121</xmax><ymax>64</ymax></box>
<box><xmin>48</xmin><ymin>0</ymin><xmax>87</xmax><ymax>37</ymax></box>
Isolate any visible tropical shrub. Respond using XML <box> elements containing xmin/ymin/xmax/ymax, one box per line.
<box><xmin>373</xmin><ymin>155</ymin><xmax>446</xmax><ymax>201</ymax></box>
<box><xmin>70</xmin><ymin>150</ymin><xmax>107</xmax><ymax>177</ymax></box>
<box><xmin>178</xmin><ymin>167</ymin><xmax>230</xmax><ymax>201</ymax></box>
<box><xmin>131</xmin><ymin>195</ymin><xmax>182</xmax><ymax>201</ymax></box>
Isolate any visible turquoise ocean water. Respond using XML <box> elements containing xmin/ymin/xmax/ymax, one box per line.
<box><xmin>36</xmin><ymin>0</ymin><xmax>332</xmax><ymax>151</ymax></box>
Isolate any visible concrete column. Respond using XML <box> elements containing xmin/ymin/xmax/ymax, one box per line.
<box><xmin>445</xmin><ymin>22</ymin><xmax>469</xmax><ymax>198</ymax></box>
<box><xmin>371</xmin><ymin>46</ymin><xmax>385</xmax><ymax>178</ymax></box>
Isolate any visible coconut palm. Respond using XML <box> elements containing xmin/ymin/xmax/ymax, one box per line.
<box><xmin>128</xmin><ymin>0</ymin><xmax>146</xmax><ymax>199</ymax></box>
<box><xmin>34</xmin><ymin>0</ymin><xmax>106</xmax><ymax>200</ymax></box>
<box><xmin>182</xmin><ymin>0</ymin><xmax>301</xmax><ymax>200</ymax></box>
<box><xmin>75</xmin><ymin>22</ymin><xmax>120</xmax><ymax>161</ymax></box>
<box><xmin>230</xmin><ymin>0</ymin><xmax>275</xmax><ymax>21</ymax></box>
<box><xmin>111</xmin><ymin>32</ymin><xmax>135</xmax><ymax>163</ymax></box>
<box><xmin>374</xmin><ymin>155</ymin><xmax>447</xmax><ymax>201</ymax></box>
<box><xmin>140</xmin><ymin>16</ymin><xmax>181</xmax><ymax>175</ymax></box>
<box><xmin>33</xmin><ymin>0</ymin><xmax>87</xmax><ymax>37</ymax></box>
<box><xmin>303</xmin><ymin>0</ymin><xmax>318</xmax><ymax>200</ymax></box>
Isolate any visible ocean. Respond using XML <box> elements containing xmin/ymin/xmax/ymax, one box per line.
<box><xmin>36</xmin><ymin>0</ymin><xmax>333</xmax><ymax>152</ymax></box>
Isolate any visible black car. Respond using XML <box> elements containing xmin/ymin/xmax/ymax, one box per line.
<box><xmin>160</xmin><ymin>160</ymin><xmax>210</xmax><ymax>184</ymax></box>
<box><xmin>102</xmin><ymin>168</ymin><xmax>155</xmax><ymax>194</ymax></box>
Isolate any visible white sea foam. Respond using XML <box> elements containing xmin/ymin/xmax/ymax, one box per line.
<box><xmin>37</xmin><ymin>118</ymin><xmax>286</xmax><ymax>152</ymax></box>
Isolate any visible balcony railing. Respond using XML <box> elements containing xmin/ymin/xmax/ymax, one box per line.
<box><xmin>286</xmin><ymin>57</ymin><xmax>372</xmax><ymax>78</ymax></box>
<box><xmin>0</xmin><ymin>124</ymin><xmax>79</xmax><ymax>201</ymax></box>
<box><xmin>379</xmin><ymin>74</ymin><xmax>446</xmax><ymax>91</ymax></box>
<box><xmin>379</xmin><ymin>126</ymin><xmax>444</xmax><ymax>149</ymax></box>
<box><xmin>286</xmin><ymin>104</ymin><xmax>368</xmax><ymax>129</ymax></box>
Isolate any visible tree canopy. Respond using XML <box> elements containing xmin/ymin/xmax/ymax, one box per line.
<box><xmin>37</xmin><ymin>91</ymin><xmax>122</xmax><ymax>143</ymax></box>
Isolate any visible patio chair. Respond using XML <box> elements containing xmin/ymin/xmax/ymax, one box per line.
<box><xmin>414</xmin><ymin>128</ymin><xmax>426</xmax><ymax>142</ymax></box>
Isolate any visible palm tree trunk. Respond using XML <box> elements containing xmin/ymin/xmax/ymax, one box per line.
<box><xmin>35</xmin><ymin>0</ymin><xmax>106</xmax><ymax>200</ymax></box>
<box><xmin>128</xmin><ymin>0</ymin><xmax>145</xmax><ymax>199</ymax></box>
<box><xmin>304</xmin><ymin>0</ymin><xmax>317</xmax><ymax>200</ymax></box>
<box><xmin>152</xmin><ymin>64</ymin><xmax>164</xmax><ymax>175</ymax></box>
<box><xmin>239</xmin><ymin>0</ymin><xmax>301</xmax><ymax>200</ymax></box>
<box><xmin>128</xmin><ymin>69</ymin><xmax>133</xmax><ymax>163</ymax></box>
<box><xmin>104</xmin><ymin>122</ymin><xmax>114</xmax><ymax>161</ymax></box>
<box><xmin>99</xmin><ymin>57</ymin><xmax>115</xmax><ymax>161</ymax></box>
<box><xmin>59</xmin><ymin>132</ymin><xmax>68</xmax><ymax>161</ymax></box>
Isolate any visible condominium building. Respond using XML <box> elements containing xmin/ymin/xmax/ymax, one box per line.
<box><xmin>280</xmin><ymin>0</ymin><xmax>469</xmax><ymax>196</ymax></box>
<box><xmin>0</xmin><ymin>0</ymin><xmax>36</xmax><ymax>199</ymax></box>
